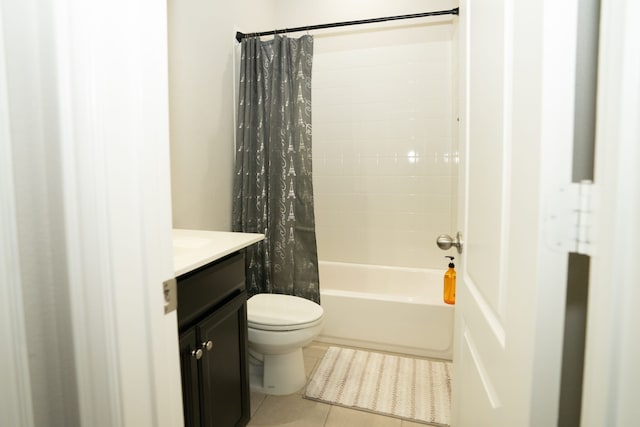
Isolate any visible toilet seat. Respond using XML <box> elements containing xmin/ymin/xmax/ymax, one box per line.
<box><xmin>247</xmin><ymin>293</ymin><xmax>324</xmax><ymax>332</ymax></box>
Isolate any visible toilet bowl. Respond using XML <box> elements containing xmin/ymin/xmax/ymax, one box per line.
<box><xmin>247</xmin><ymin>293</ymin><xmax>324</xmax><ymax>395</ymax></box>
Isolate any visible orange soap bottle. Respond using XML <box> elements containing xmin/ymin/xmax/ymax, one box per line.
<box><xmin>443</xmin><ymin>256</ymin><xmax>456</xmax><ymax>305</ymax></box>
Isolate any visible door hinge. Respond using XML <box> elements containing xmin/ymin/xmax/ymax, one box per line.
<box><xmin>163</xmin><ymin>278</ymin><xmax>177</xmax><ymax>314</ymax></box>
<box><xmin>544</xmin><ymin>180</ymin><xmax>594</xmax><ymax>256</ymax></box>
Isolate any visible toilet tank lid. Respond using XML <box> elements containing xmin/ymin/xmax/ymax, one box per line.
<box><xmin>247</xmin><ymin>293</ymin><xmax>323</xmax><ymax>327</ymax></box>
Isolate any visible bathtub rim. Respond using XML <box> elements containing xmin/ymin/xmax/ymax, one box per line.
<box><xmin>318</xmin><ymin>259</ymin><xmax>446</xmax><ymax>276</ymax></box>
<box><xmin>319</xmin><ymin>260</ymin><xmax>450</xmax><ymax>306</ymax></box>
<box><xmin>317</xmin><ymin>260</ymin><xmax>454</xmax><ymax>360</ymax></box>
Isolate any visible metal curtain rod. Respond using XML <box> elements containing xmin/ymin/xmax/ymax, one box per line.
<box><xmin>235</xmin><ymin>8</ymin><xmax>459</xmax><ymax>42</ymax></box>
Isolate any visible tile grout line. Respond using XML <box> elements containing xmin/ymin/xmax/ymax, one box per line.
<box><xmin>322</xmin><ymin>404</ymin><xmax>334</xmax><ymax>426</ymax></box>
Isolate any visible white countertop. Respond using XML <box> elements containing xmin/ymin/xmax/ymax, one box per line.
<box><xmin>173</xmin><ymin>229</ymin><xmax>264</xmax><ymax>277</ymax></box>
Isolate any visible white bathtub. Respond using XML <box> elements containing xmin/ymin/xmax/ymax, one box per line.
<box><xmin>317</xmin><ymin>261</ymin><xmax>454</xmax><ymax>360</ymax></box>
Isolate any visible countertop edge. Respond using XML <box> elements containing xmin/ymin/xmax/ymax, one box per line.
<box><xmin>173</xmin><ymin>229</ymin><xmax>264</xmax><ymax>277</ymax></box>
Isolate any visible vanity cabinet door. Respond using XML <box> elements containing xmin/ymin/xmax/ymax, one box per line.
<box><xmin>198</xmin><ymin>291</ymin><xmax>249</xmax><ymax>427</ymax></box>
<box><xmin>177</xmin><ymin>251</ymin><xmax>250</xmax><ymax>427</ymax></box>
<box><xmin>179</xmin><ymin>328</ymin><xmax>201</xmax><ymax>427</ymax></box>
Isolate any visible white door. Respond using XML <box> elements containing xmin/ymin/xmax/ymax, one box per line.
<box><xmin>580</xmin><ymin>0</ymin><xmax>640</xmax><ymax>425</ymax></box>
<box><xmin>0</xmin><ymin>0</ymin><xmax>184</xmax><ymax>426</ymax></box>
<box><xmin>451</xmin><ymin>1</ymin><xmax>580</xmax><ymax>425</ymax></box>
<box><xmin>54</xmin><ymin>1</ymin><xmax>185</xmax><ymax>425</ymax></box>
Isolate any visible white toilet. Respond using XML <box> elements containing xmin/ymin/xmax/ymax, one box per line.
<box><xmin>247</xmin><ymin>293</ymin><xmax>324</xmax><ymax>395</ymax></box>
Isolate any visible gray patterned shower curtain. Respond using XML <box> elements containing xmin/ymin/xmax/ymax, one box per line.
<box><xmin>232</xmin><ymin>35</ymin><xmax>320</xmax><ymax>303</ymax></box>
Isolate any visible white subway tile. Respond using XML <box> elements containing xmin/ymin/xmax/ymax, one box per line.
<box><xmin>311</xmin><ymin>34</ymin><xmax>456</xmax><ymax>268</ymax></box>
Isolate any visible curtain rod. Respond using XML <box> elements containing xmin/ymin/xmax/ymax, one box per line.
<box><xmin>235</xmin><ymin>8</ymin><xmax>459</xmax><ymax>42</ymax></box>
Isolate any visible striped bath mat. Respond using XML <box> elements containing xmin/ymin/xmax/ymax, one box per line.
<box><xmin>304</xmin><ymin>347</ymin><xmax>452</xmax><ymax>426</ymax></box>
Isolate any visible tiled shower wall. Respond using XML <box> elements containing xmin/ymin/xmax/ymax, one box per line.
<box><xmin>312</xmin><ymin>23</ymin><xmax>457</xmax><ymax>270</ymax></box>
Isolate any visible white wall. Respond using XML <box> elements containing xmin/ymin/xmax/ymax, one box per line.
<box><xmin>274</xmin><ymin>0</ymin><xmax>457</xmax><ymax>27</ymax></box>
<box><xmin>167</xmin><ymin>0</ymin><xmax>277</xmax><ymax>230</ymax></box>
<box><xmin>275</xmin><ymin>0</ymin><xmax>458</xmax><ymax>269</ymax></box>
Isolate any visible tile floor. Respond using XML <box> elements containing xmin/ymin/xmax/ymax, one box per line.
<box><xmin>247</xmin><ymin>341</ymin><xmax>428</xmax><ymax>427</ymax></box>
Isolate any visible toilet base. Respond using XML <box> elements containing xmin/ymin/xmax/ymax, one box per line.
<box><xmin>249</xmin><ymin>348</ymin><xmax>307</xmax><ymax>395</ymax></box>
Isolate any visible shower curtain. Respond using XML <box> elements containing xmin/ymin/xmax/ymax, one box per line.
<box><xmin>232</xmin><ymin>35</ymin><xmax>320</xmax><ymax>304</ymax></box>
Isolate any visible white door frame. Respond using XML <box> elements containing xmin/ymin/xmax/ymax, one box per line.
<box><xmin>581</xmin><ymin>0</ymin><xmax>640</xmax><ymax>425</ymax></box>
<box><xmin>1</xmin><ymin>0</ymin><xmax>183</xmax><ymax>425</ymax></box>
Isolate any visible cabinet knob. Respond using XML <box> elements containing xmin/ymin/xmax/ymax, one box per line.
<box><xmin>192</xmin><ymin>348</ymin><xmax>203</xmax><ymax>360</ymax></box>
<box><xmin>202</xmin><ymin>340</ymin><xmax>213</xmax><ymax>351</ymax></box>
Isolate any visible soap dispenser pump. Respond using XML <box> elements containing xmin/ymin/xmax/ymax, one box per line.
<box><xmin>444</xmin><ymin>256</ymin><xmax>456</xmax><ymax>305</ymax></box>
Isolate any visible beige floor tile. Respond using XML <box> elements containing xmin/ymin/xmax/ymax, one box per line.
<box><xmin>324</xmin><ymin>405</ymin><xmax>402</xmax><ymax>427</ymax></box>
<box><xmin>248</xmin><ymin>343</ymin><xmax>450</xmax><ymax>426</ymax></box>
<box><xmin>250</xmin><ymin>391</ymin><xmax>267</xmax><ymax>417</ymax></box>
<box><xmin>248</xmin><ymin>394</ymin><xmax>330</xmax><ymax>426</ymax></box>
<box><xmin>302</xmin><ymin>341</ymin><xmax>330</xmax><ymax>359</ymax></box>
<box><xmin>304</xmin><ymin>355</ymin><xmax>319</xmax><ymax>376</ymax></box>
<box><xmin>301</xmin><ymin>342</ymin><xmax>328</xmax><ymax>385</ymax></box>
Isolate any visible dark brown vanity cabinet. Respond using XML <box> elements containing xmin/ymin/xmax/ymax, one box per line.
<box><xmin>177</xmin><ymin>252</ymin><xmax>250</xmax><ymax>427</ymax></box>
